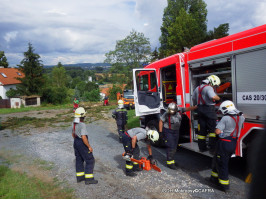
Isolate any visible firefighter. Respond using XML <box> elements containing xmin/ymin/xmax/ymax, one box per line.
<box><xmin>122</xmin><ymin>128</ymin><xmax>159</xmax><ymax>177</ymax></box>
<box><xmin>210</xmin><ymin>100</ymin><xmax>245</xmax><ymax>192</ymax></box>
<box><xmin>73</xmin><ymin>98</ymin><xmax>79</xmax><ymax>112</ymax></box>
<box><xmin>72</xmin><ymin>107</ymin><xmax>98</xmax><ymax>185</ymax></box>
<box><xmin>192</xmin><ymin>75</ymin><xmax>221</xmax><ymax>153</ymax></box>
<box><xmin>159</xmin><ymin>102</ymin><xmax>197</xmax><ymax>170</ymax></box>
<box><xmin>112</xmin><ymin>100</ymin><xmax>128</xmax><ymax>142</ymax></box>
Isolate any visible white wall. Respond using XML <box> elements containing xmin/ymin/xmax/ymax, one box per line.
<box><xmin>0</xmin><ymin>84</ymin><xmax>17</xmax><ymax>99</ymax></box>
<box><xmin>0</xmin><ymin>85</ymin><xmax>4</xmax><ymax>99</ymax></box>
<box><xmin>10</xmin><ymin>98</ymin><xmax>21</xmax><ymax>108</ymax></box>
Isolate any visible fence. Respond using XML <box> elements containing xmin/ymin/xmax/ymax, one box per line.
<box><xmin>0</xmin><ymin>99</ymin><xmax>11</xmax><ymax>108</ymax></box>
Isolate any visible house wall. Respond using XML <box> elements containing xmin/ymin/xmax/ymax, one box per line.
<box><xmin>0</xmin><ymin>85</ymin><xmax>3</xmax><ymax>99</ymax></box>
<box><xmin>0</xmin><ymin>84</ymin><xmax>17</xmax><ymax>99</ymax></box>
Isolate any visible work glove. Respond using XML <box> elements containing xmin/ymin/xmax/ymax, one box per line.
<box><xmin>147</xmin><ymin>155</ymin><xmax>156</xmax><ymax>165</ymax></box>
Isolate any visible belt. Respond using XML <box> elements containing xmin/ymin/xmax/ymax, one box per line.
<box><xmin>219</xmin><ymin>136</ymin><xmax>238</xmax><ymax>142</ymax></box>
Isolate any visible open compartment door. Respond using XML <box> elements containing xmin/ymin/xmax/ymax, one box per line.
<box><xmin>133</xmin><ymin>69</ymin><xmax>161</xmax><ymax>116</ymax></box>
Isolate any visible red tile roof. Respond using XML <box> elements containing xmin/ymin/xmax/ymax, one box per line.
<box><xmin>0</xmin><ymin>68</ymin><xmax>24</xmax><ymax>85</ymax></box>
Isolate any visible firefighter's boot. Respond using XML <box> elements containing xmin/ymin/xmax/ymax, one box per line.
<box><xmin>126</xmin><ymin>171</ymin><xmax>137</xmax><ymax>177</ymax></box>
<box><xmin>85</xmin><ymin>179</ymin><xmax>98</xmax><ymax>185</ymax></box>
<box><xmin>168</xmin><ymin>164</ymin><xmax>178</xmax><ymax>170</ymax></box>
<box><xmin>198</xmin><ymin>135</ymin><xmax>207</xmax><ymax>152</ymax></box>
<box><xmin>219</xmin><ymin>183</ymin><xmax>229</xmax><ymax>192</ymax></box>
<box><xmin>77</xmin><ymin>176</ymin><xmax>85</xmax><ymax>183</ymax></box>
<box><xmin>210</xmin><ymin>176</ymin><xmax>219</xmax><ymax>185</ymax></box>
<box><xmin>167</xmin><ymin>160</ymin><xmax>178</xmax><ymax>170</ymax></box>
<box><xmin>133</xmin><ymin>163</ymin><xmax>142</xmax><ymax>172</ymax></box>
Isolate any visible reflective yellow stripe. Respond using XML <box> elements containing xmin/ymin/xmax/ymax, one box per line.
<box><xmin>217</xmin><ymin>155</ymin><xmax>221</xmax><ymax>158</ymax></box>
<box><xmin>211</xmin><ymin>171</ymin><xmax>218</xmax><ymax>178</ymax></box>
<box><xmin>198</xmin><ymin>135</ymin><xmax>206</xmax><ymax>140</ymax></box>
<box><xmin>219</xmin><ymin>179</ymin><xmax>229</xmax><ymax>185</ymax></box>
<box><xmin>198</xmin><ymin>124</ymin><xmax>200</xmax><ymax>131</ymax></box>
<box><xmin>76</xmin><ymin>172</ymin><xmax>85</xmax><ymax>176</ymax></box>
<box><xmin>167</xmin><ymin>160</ymin><xmax>175</xmax><ymax>165</ymax></box>
<box><xmin>126</xmin><ymin>164</ymin><xmax>133</xmax><ymax>169</ymax></box>
<box><xmin>209</xmin><ymin>133</ymin><xmax>216</xmax><ymax>137</ymax></box>
<box><xmin>85</xmin><ymin>174</ymin><xmax>94</xmax><ymax>178</ymax></box>
<box><xmin>133</xmin><ymin>162</ymin><xmax>138</xmax><ymax>165</ymax></box>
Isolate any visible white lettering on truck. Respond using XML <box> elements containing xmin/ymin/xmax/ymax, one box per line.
<box><xmin>237</xmin><ymin>91</ymin><xmax>266</xmax><ymax>104</ymax></box>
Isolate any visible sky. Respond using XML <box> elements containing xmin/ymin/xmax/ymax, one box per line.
<box><xmin>0</xmin><ymin>0</ymin><xmax>265</xmax><ymax>66</ymax></box>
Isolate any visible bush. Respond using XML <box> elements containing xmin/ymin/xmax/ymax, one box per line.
<box><xmin>108</xmin><ymin>84</ymin><xmax>123</xmax><ymax>100</ymax></box>
<box><xmin>83</xmin><ymin>89</ymin><xmax>100</xmax><ymax>102</ymax></box>
<box><xmin>6</xmin><ymin>88</ymin><xmax>19</xmax><ymax>98</ymax></box>
<box><xmin>42</xmin><ymin>86</ymin><xmax>68</xmax><ymax>104</ymax></box>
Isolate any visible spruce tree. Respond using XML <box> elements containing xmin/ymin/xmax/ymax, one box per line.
<box><xmin>17</xmin><ymin>43</ymin><xmax>44</xmax><ymax>96</ymax></box>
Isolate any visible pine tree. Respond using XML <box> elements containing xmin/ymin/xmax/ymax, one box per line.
<box><xmin>16</xmin><ymin>43</ymin><xmax>44</xmax><ymax>96</ymax></box>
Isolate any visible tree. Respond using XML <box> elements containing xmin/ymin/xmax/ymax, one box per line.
<box><xmin>206</xmin><ymin>23</ymin><xmax>229</xmax><ymax>41</ymax></box>
<box><xmin>166</xmin><ymin>8</ymin><xmax>204</xmax><ymax>55</ymax></box>
<box><xmin>16</xmin><ymin>43</ymin><xmax>44</xmax><ymax>96</ymax></box>
<box><xmin>105</xmin><ymin>29</ymin><xmax>152</xmax><ymax>74</ymax></box>
<box><xmin>159</xmin><ymin>0</ymin><xmax>207</xmax><ymax>58</ymax></box>
<box><xmin>0</xmin><ymin>51</ymin><xmax>9</xmax><ymax>68</ymax></box>
<box><xmin>151</xmin><ymin>47</ymin><xmax>160</xmax><ymax>62</ymax></box>
<box><xmin>159</xmin><ymin>0</ymin><xmax>229</xmax><ymax>58</ymax></box>
<box><xmin>52</xmin><ymin>62</ymin><xmax>67</xmax><ymax>88</ymax></box>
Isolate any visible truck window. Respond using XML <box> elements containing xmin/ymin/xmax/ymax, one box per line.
<box><xmin>150</xmin><ymin>71</ymin><xmax>157</xmax><ymax>91</ymax></box>
<box><xmin>136</xmin><ymin>70</ymin><xmax>157</xmax><ymax>92</ymax></box>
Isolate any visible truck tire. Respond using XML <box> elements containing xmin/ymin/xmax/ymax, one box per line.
<box><xmin>146</xmin><ymin>119</ymin><xmax>164</xmax><ymax>147</ymax></box>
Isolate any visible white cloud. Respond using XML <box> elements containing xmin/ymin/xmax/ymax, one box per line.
<box><xmin>4</xmin><ymin>31</ymin><xmax>18</xmax><ymax>43</ymax></box>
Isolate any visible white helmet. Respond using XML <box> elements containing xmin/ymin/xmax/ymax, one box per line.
<box><xmin>207</xmin><ymin>75</ymin><xmax>221</xmax><ymax>86</ymax></box>
<box><xmin>168</xmin><ymin>102</ymin><xmax>178</xmax><ymax>115</ymax></box>
<box><xmin>118</xmin><ymin>100</ymin><xmax>124</xmax><ymax>109</ymax></box>
<box><xmin>219</xmin><ymin>100</ymin><xmax>239</xmax><ymax>115</ymax></box>
<box><xmin>74</xmin><ymin>107</ymin><xmax>86</xmax><ymax>118</ymax></box>
<box><xmin>147</xmin><ymin>130</ymin><xmax>159</xmax><ymax>142</ymax></box>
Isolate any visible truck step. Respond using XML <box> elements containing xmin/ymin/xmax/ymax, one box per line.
<box><xmin>179</xmin><ymin>142</ymin><xmax>213</xmax><ymax>157</ymax></box>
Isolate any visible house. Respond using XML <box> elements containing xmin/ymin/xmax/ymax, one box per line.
<box><xmin>0</xmin><ymin>67</ymin><xmax>24</xmax><ymax>99</ymax></box>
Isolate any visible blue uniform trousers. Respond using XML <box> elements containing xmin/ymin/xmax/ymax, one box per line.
<box><xmin>122</xmin><ymin>132</ymin><xmax>140</xmax><ymax>173</ymax></box>
<box><xmin>211</xmin><ymin>136</ymin><xmax>237</xmax><ymax>189</ymax></box>
<box><xmin>197</xmin><ymin>105</ymin><xmax>217</xmax><ymax>151</ymax></box>
<box><xmin>163</xmin><ymin>127</ymin><xmax>179</xmax><ymax>166</ymax></box>
<box><xmin>74</xmin><ymin>137</ymin><xmax>95</xmax><ymax>182</ymax></box>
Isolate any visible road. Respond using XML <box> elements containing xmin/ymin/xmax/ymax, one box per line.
<box><xmin>0</xmin><ymin>109</ymin><xmax>249</xmax><ymax>198</ymax></box>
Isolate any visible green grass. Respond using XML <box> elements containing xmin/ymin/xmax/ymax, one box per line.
<box><xmin>0</xmin><ymin>165</ymin><xmax>74</xmax><ymax>199</ymax></box>
<box><xmin>0</xmin><ymin>104</ymin><xmax>72</xmax><ymax>115</ymax></box>
<box><xmin>127</xmin><ymin>109</ymin><xmax>140</xmax><ymax>129</ymax></box>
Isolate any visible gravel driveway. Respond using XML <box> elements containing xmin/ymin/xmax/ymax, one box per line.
<box><xmin>0</xmin><ymin>109</ymin><xmax>249</xmax><ymax>198</ymax></box>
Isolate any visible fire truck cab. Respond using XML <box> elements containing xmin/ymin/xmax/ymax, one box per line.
<box><xmin>133</xmin><ymin>24</ymin><xmax>266</xmax><ymax>157</ymax></box>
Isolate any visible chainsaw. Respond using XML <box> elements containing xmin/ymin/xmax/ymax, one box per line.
<box><xmin>122</xmin><ymin>152</ymin><xmax>161</xmax><ymax>172</ymax></box>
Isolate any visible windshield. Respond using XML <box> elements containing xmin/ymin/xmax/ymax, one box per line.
<box><xmin>123</xmin><ymin>91</ymin><xmax>134</xmax><ymax>99</ymax></box>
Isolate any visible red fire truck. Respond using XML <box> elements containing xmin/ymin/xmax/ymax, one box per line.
<box><xmin>133</xmin><ymin>24</ymin><xmax>266</xmax><ymax>157</ymax></box>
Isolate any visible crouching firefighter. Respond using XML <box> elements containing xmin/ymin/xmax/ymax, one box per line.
<box><xmin>192</xmin><ymin>75</ymin><xmax>221</xmax><ymax>153</ymax></box>
<box><xmin>122</xmin><ymin>128</ymin><xmax>159</xmax><ymax>177</ymax></box>
<box><xmin>159</xmin><ymin>102</ymin><xmax>196</xmax><ymax>170</ymax></box>
<box><xmin>210</xmin><ymin>100</ymin><xmax>245</xmax><ymax>192</ymax></box>
<box><xmin>112</xmin><ymin>100</ymin><xmax>128</xmax><ymax>142</ymax></box>
<box><xmin>72</xmin><ymin>107</ymin><xmax>98</xmax><ymax>185</ymax></box>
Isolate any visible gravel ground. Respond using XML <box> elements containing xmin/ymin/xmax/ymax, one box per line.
<box><xmin>0</xmin><ymin>109</ymin><xmax>249</xmax><ymax>199</ymax></box>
